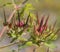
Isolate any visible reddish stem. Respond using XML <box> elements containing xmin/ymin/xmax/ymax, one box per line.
<box><xmin>0</xmin><ymin>10</ymin><xmax>16</xmax><ymax>38</ymax></box>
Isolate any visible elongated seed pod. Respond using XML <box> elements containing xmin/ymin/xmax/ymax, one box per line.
<box><xmin>17</xmin><ymin>10</ymin><xmax>20</xmax><ymax>23</ymax></box>
<box><xmin>38</xmin><ymin>15</ymin><xmax>45</xmax><ymax>32</ymax></box>
<box><xmin>3</xmin><ymin>7</ymin><xmax>8</xmax><ymax>26</ymax></box>
<box><xmin>36</xmin><ymin>12</ymin><xmax>40</xmax><ymax>24</ymax></box>
<box><xmin>25</xmin><ymin>13</ymin><xmax>30</xmax><ymax>25</ymax></box>
<box><xmin>44</xmin><ymin>15</ymin><xmax>49</xmax><ymax>28</ymax></box>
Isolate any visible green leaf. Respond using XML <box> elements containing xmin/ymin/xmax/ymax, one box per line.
<box><xmin>24</xmin><ymin>3</ymin><xmax>35</xmax><ymax>14</ymax></box>
<box><xmin>48</xmin><ymin>33</ymin><xmax>57</xmax><ymax>40</ymax></box>
<box><xmin>51</xmin><ymin>34</ymin><xmax>57</xmax><ymax>40</ymax></box>
<box><xmin>18</xmin><ymin>42</ymin><xmax>30</xmax><ymax>50</ymax></box>
<box><xmin>25</xmin><ymin>41</ymin><xmax>33</xmax><ymax>46</ymax></box>
<box><xmin>19</xmin><ymin>45</ymin><xmax>27</xmax><ymax>50</ymax></box>
<box><xmin>27</xmin><ymin>28</ymin><xmax>30</xmax><ymax>32</ymax></box>
<box><xmin>44</xmin><ymin>43</ymin><xmax>56</xmax><ymax>49</ymax></box>
<box><xmin>27</xmin><ymin>28</ymin><xmax>32</xmax><ymax>32</ymax></box>
<box><xmin>25</xmin><ymin>3</ymin><xmax>34</xmax><ymax>10</ymax></box>
<box><xmin>17</xmin><ymin>36</ymin><xmax>28</xmax><ymax>41</ymax></box>
<box><xmin>33</xmin><ymin>44</ymin><xmax>39</xmax><ymax>47</ymax></box>
<box><xmin>19</xmin><ymin>29</ymin><xmax>24</xmax><ymax>35</ymax></box>
<box><xmin>30</xmin><ymin>13</ymin><xmax>36</xmax><ymax>20</ymax></box>
<box><xmin>11</xmin><ymin>33</ymin><xmax>16</xmax><ymax>38</ymax></box>
<box><xmin>20</xmin><ymin>7</ymin><xmax>25</xmax><ymax>17</ymax></box>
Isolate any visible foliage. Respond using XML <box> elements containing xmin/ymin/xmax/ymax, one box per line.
<box><xmin>0</xmin><ymin>0</ymin><xmax>60</xmax><ymax>52</ymax></box>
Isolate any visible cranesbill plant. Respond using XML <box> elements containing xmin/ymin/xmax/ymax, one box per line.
<box><xmin>0</xmin><ymin>0</ymin><xmax>60</xmax><ymax>52</ymax></box>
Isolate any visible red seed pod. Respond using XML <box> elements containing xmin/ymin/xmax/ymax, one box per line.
<box><xmin>42</xmin><ymin>15</ymin><xmax>49</xmax><ymax>31</ymax></box>
<box><xmin>39</xmin><ymin>26</ymin><xmax>44</xmax><ymax>33</ymax></box>
<box><xmin>38</xmin><ymin>15</ymin><xmax>45</xmax><ymax>32</ymax></box>
<box><xmin>16</xmin><ymin>21</ymin><xmax>24</xmax><ymax>27</ymax></box>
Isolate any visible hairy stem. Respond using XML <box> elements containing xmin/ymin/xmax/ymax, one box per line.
<box><xmin>0</xmin><ymin>9</ymin><xmax>16</xmax><ymax>38</ymax></box>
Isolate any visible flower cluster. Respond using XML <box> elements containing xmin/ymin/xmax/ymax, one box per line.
<box><xmin>2</xmin><ymin>0</ymin><xmax>60</xmax><ymax>49</ymax></box>
<box><xmin>1</xmin><ymin>0</ymin><xmax>60</xmax><ymax>51</ymax></box>
<box><xmin>31</xmin><ymin>14</ymin><xmax>60</xmax><ymax>46</ymax></box>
